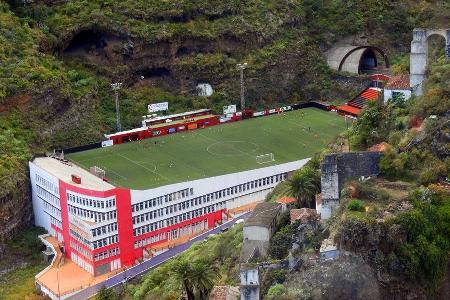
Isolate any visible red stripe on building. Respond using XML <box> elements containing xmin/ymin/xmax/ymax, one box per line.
<box><xmin>114</xmin><ymin>188</ymin><xmax>134</xmax><ymax>267</ymax></box>
<box><xmin>58</xmin><ymin>179</ymin><xmax>72</xmax><ymax>257</ymax></box>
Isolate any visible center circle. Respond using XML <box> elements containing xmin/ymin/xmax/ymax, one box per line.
<box><xmin>206</xmin><ymin>141</ymin><xmax>259</xmax><ymax>156</ymax></box>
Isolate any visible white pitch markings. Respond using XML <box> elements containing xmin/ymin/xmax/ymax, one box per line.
<box><xmin>117</xmin><ymin>154</ymin><xmax>170</xmax><ymax>181</ymax></box>
<box><xmin>193</xmin><ymin>131</ymin><xmax>255</xmax><ymax>158</ymax></box>
<box><xmin>101</xmin><ymin>166</ymin><xmax>128</xmax><ymax>180</ymax></box>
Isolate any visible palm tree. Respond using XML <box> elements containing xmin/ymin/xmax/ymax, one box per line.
<box><xmin>287</xmin><ymin>166</ymin><xmax>320</xmax><ymax>208</ymax></box>
<box><xmin>190</xmin><ymin>260</ymin><xmax>219</xmax><ymax>300</ymax></box>
<box><xmin>171</xmin><ymin>258</ymin><xmax>195</xmax><ymax>300</ymax></box>
<box><xmin>171</xmin><ymin>259</ymin><xmax>219</xmax><ymax>300</ymax></box>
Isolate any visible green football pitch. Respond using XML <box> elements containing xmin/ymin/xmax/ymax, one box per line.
<box><xmin>66</xmin><ymin>108</ymin><xmax>346</xmax><ymax>190</ymax></box>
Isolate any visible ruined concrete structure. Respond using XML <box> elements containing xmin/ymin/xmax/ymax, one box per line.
<box><xmin>410</xmin><ymin>28</ymin><xmax>450</xmax><ymax>95</ymax></box>
<box><xmin>319</xmin><ymin>152</ymin><xmax>382</xmax><ymax>219</ymax></box>
<box><xmin>240</xmin><ymin>265</ymin><xmax>260</xmax><ymax>300</ymax></box>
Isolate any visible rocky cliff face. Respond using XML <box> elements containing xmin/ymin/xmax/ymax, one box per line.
<box><xmin>0</xmin><ymin>173</ymin><xmax>33</xmax><ymax>248</ymax></box>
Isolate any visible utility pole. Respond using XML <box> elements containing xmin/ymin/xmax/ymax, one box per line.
<box><xmin>236</xmin><ymin>63</ymin><xmax>248</xmax><ymax>110</ymax></box>
<box><xmin>56</xmin><ymin>266</ymin><xmax>61</xmax><ymax>300</ymax></box>
<box><xmin>111</xmin><ymin>82</ymin><xmax>123</xmax><ymax>132</ymax></box>
<box><xmin>345</xmin><ymin>115</ymin><xmax>351</xmax><ymax>152</ymax></box>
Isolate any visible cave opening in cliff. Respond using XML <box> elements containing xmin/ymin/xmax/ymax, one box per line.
<box><xmin>176</xmin><ymin>45</ymin><xmax>213</xmax><ymax>57</ymax></box>
<box><xmin>141</xmin><ymin>67</ymin><xmax>172</xmax><ymax>78</ymax></box>
<box><xmin>64</xmin><ymin>30</ymin><xmax>107</xmax><ymax>54</ymax></box>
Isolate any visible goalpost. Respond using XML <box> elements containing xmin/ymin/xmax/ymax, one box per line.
<box><xmin>256</xmin><ymin>153</ymin><xmax>275</xmax><ymax>164</ymax></box>
<box><xmin>89</xmin><ymin>166</ymin><xmax>106</xmax><ymax>178</ymax></box>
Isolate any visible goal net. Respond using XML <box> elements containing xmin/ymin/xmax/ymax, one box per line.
<box><xmin>256</xmin><ymin>153</ymin><xmax>275</xmax><ymax>164</ymax></box>
<box><xmin>90</xmin><ymin>166</ymin><xmax>106</xmax><ymax>178</ymax></box>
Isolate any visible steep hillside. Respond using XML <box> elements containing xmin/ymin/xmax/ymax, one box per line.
<box><xmin>0</xmin><ymin>0</ymin><xmax>449</xmax><ymax>243</ymax></box>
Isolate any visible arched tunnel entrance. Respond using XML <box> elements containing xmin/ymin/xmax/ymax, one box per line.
<box><xmin>326</xmin><ymin>45</ymin><xmax>390</xmax><ymax>75</ymax></box>
<box><xmin>359</xmin><ymin>48</ymin><xmax>378</xmax><ymax>72</ymax></box>
<box><xmin>338</xmin><ymin>46</ymin><xmax>389</xmax><ymax>74</ymax></box>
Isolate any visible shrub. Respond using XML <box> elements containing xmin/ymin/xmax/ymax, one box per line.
<box><xmin>379</xmin><ymin>148</ymin><xmax>409</xmax><ymax>180</ymax></box>
<box><xmin>266</xmin><ymin>284</ymin><xmax>285</xmax><ymax>299</ymax></box>
<box><xmin>96</xmin><ymin>286</ymin><xmax>117</xmax><ymax>300</ymax></box>
<box><xmin>419</xmin><ymin>159</ymin><xmax>447</xmax><ymax>185</ymax></box>
<box><xmin>268</xmin><ymin>225</ymin><xmax>294</xmax><ymax>259</ymax></box>
<box><xmin>347</xmin><ymin>199</ymin><xmax>364</xmax><ymax>212</ymax></box>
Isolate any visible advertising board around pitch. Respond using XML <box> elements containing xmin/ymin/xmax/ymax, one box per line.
<box><xmin>223</xmin><ymin>104</ymin><xmax>237</xmax><ymax>114</ymax></box>
<box><xmin>148</xmin><ymin>102</ymin><xmax>169</xmax><ymax>113</ymax></box>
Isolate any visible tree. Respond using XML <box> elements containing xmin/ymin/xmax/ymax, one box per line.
<box><xmin>287</xmin><ymin>166</ymin><xmax>320</xmax><ymax>208</ymax></box>
<box><xmin>171</xmin><ymin>258</ymin><xmax>195</xmax><ymax>300</ymax></box>
<box><xmin>266</xmin><ymin>284</ymin><xmax>286</xmax><ymax>299</ymax></box>
<box><xmin>190</xmin><ymin>260</ymin><xmax>219</xmax><ymax>300</ymax></box>
<box><xmin>268</xmin><ymin>225</ymin><xmax>293</xmax><ymax>259</ymax></box>
<box><xmin>171</xmin><ymin>258</ymin><xmax>219</xmax><ymax>300</ymax></box>
<box><xmin>96</xmin><ymin>286</ymin><xmax>117</xmax><ymax>300</ymax></box>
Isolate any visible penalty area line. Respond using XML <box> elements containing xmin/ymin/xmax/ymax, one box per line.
<box><xmin>117</xmin><ymin>154</ymin><xmax>170</xmax><ymax>182</ymax></box>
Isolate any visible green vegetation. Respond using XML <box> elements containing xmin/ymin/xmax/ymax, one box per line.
<box><xmin>0</xmin><ymin>113</ymin><xmax>33</xmax><ymax>195</ymax></box>
<box><xmin>96</xmin><ymin>286</ymin><xmax>118</xmax><ymax>300</ymax></box>
<box><xmin>0</xmin><ymin>227</ymin><xmax>47</xmax><ymax>300</ymax></box>
<box><xmin>266</xmin><ymin>283</ymin><xmax>286</xmax><ymax>299</ymax></box>
<box><xmin>0</xmin><ymin>263</ymin><xmax>47</xmax><ymax>300</ymax></box>
<box><xmin>340</xmin><ymin>57</ymin><xmax>450</xmax><ymax>293</ymax></box>
<box><xmin>287</xmin><ymin>165</ymin><xmax>320</xmax><ymax>208</ymax></box>
<box><xmin>393</xmin><ymin>188</ymin><xmax>450</xmax><ymax>290</ymax></box>
<box><xmin>67</xmin><ymin>108</ymin><xmax>345</xmax><ymax>189</ymax></box>
<box><xmin>339</xmin><ymin>186</ymin><xmax>450</xmax><ymax>292</ymax></box>
<box><xmin>171</xmin><ymin>258</ymin><xmax>219</xmax><ymax>300</ymax></box>
<box><xmin>129</xmin><ymin>224</ymin><xmax>243</xmax><ymax>299</ymax></box>
<box><xmin>347</xmin><ymin>199</ymin><xmax>365</xmax><ymax>212</ymax></box>
<box><xmin>269</xmin><ymin>223</ymin><xmax>295</xmax><ymax>260</ymax></box>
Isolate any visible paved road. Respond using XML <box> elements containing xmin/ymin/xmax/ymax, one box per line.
<box><xmin>68</xmin><ymin>211</ymin><xmax>251</xmax><ymax>300</ymax></box>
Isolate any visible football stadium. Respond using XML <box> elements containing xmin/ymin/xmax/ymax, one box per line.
<box><xmin>67</xmin><ymin>108</ymin><xmax>345</xmax><ymax>189</ymax></box>
<box><xmin>29</xmin><ymin>106</ymin><xmax>345</xmax><ymax>285</ymax></box>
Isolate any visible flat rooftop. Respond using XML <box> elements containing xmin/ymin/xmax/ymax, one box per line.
<box><xmin>66</xmin><ymin>108</ymin><xmax>346</xmax><ymax>190</ymax></box>
<box><xmin>32</xmin><ymin>156</ymin><xmax>115</xmax><ymax>191</ymax></box>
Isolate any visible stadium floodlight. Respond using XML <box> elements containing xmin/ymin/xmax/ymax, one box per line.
<box><xmin>236</xmin><ymin>62</ymin><xmax>248</xmax><ymax>110</ymax></box>
<box><xmin>111</xmin><ymin>82</ymin><xmax>123</xmax><ymax>132</ymax></box>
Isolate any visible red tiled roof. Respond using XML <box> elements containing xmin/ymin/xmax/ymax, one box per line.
<box><xmin>276</xmin><ymin>196</ymin><xmax>296</xmax><ymax>204</ymax></box>
<box><xmin>360</xmin><ymin>88</ymin><xmax>380</xmax><ymax>100</ymax></box>
<box><xmin>385</xmin><ymin>75</ymin><xmax>410</xmax><ymax>90</ymax></box>
<box><xmin>337</xmin><ymin>105</ymin><xmax>361</xmax><ymax>116</ymax></box>
<box><xmin>371</xmin><ymin>74</ymin><xmax>390</xmax><ymax>82</ymax></box>
<box><xmin>368</xmin><ymin>142</ymin><xmax>390</xmax><ymax>152</ymax></box>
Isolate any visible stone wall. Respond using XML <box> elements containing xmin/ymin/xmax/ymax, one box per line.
<box><xmin>321</xmin><ymin>152</ymin><xmax>382</xmax><ymax>202</ymax></box>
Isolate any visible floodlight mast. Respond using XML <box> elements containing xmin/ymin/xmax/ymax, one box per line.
<box><xmin>237</xmin><ymin>63</ymin><xmax>248</xmax><ymax>111</ymax></box>
<box><xmin>111</xmin><ymin>82</ymin><xmax>123</xmax><ymax>132</ymax></box>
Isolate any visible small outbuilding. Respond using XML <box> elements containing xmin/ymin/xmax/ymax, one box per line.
<box><xmin>243</xmin><ymin>202</ymin><xmax>282</xmax><ymax>242</ymax></box>
<box><xmin>383</xmin><ymin>75</ymin><xmax>412</xmax><ymax>103</ymax></box>
<box><xmin>240</xmin><ymin>202</ymin><xmax>282</xmax><ymax>262</ymax></box>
